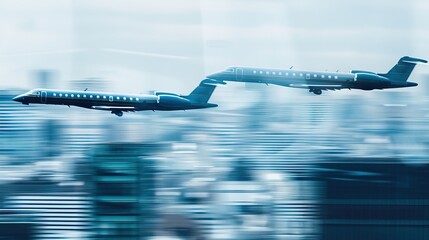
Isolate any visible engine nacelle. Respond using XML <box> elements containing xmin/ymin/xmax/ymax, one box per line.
<box><xmin>158</xmin><ymin>95</ymin><xmax>191</xmax><ymax>109</ymax></box>
<box><xmin>354</xmin><ymin>73</ymin><xmax>391</xmax><ymax>90</ymax></box>
<box><xmin>155</xmin><ymin>92</ymin><xmax>179</xmax><ymax>97</ymax></box>
<box><xmin>350</xmin><ymin>70</ymin><xmax>377</xmax><ymax>74</ymax></box>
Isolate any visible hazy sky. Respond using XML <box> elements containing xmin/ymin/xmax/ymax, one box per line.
<box><xmin>0</xmin><ymin>0</ymin><xmax>428</xmax><ymax>95</ymax></box>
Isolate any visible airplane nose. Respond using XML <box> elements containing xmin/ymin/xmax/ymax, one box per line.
<box><xmin>206</xmin><ymin>71</ymin><xmax>223</xmax><ymax>80</ymax></box>
<box><xmin>13</xmin><ymin>95</ymin><xmax>23</xmax><ymax>102</ymax></box>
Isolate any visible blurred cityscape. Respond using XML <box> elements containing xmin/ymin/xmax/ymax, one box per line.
<box><xmin>2</xmin><ymin>1</ymin><xmax>429</xmax><ymax>239</ymax></box>
<box><xmin>1</xmin><ymin>71</ymin><xmax>429</xmax><ymax>239</ymax></box>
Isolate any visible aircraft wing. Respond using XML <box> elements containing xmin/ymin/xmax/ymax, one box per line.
<box><xmin>91</xmin><ymin>106</ymin><xmax>136</xmax><ymax>112</ymax></box>
<box><xmin>288</xmin><ymin>84</ymin><xmax>344</xmax><ymax>90</ymax></box>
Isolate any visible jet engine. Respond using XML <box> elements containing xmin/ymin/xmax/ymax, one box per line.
<box><xmin>353</xmin><ymin>73</ymin><xmax>392</xmax><ymax>90</ymax></box>
<box><xmin>155</xmin><ymin>92</ymin><xmax>180</xmax><ymax>97</ymax></box>
<box><xmin>157</xmin><ymin>94</ymin><xmax>191</xmax><ymax>109</ymax></box>
<box><xmin>350</xmin><ymin>70</ymin><xmax>377</xmax><ymax>74</ymax></box>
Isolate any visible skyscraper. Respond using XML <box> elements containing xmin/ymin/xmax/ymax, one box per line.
<box><xmin>90</xmin><ymin>143</ymin><xmax>159</xmax><ymax>239</ymax></box>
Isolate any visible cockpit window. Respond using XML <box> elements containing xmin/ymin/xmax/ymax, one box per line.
<box><xmin>226</xmin><ymin>67</ymin><xmax>235</xmax><ymax>73</ymax></box>
<box><xmin>29</xmin><ymin>90</ymin><xmax>40</xmax><ymax>95</ymax></box>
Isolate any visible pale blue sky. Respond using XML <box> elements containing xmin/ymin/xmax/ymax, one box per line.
<box><xmin>0</xmin><ymin>0</ymin><xmax>428</xmax><ymax>96</ymax></box>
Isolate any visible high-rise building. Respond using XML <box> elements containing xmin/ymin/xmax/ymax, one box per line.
<box><xmin>6</xmin><ymin>191</ymin><xmax>92</xmax><ymax>239</ymax></box>
<box><xmin>90</xmin><ymin>143</ymin><xmax>159</xmax><ymax>239</ymax></box>
<box><xmin>33</xmin><ymin>70</ymin><xmax>55</xmax><ymax>89</ymax></box>
<box><xmin>0</xmin><ymin>210</ymin><xmax>35</xmax><ymax>240</ymax></box>
<box><xmin>0</xmin><ymin>90</ymin><xmax>41</xmax><ymax>160</ymax></box>
<box><xmin>317</xmin><ymin>158</ymin><xmax>429</xmax><ymax>240</ymax></box>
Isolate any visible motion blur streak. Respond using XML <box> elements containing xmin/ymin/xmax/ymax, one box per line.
<box><xmin>1</xmin><ymin>0</ymin><xmax>429</xmax><ymax>239</ymax></box>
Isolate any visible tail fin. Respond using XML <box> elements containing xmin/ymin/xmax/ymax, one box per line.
<box><xmin>379</xmin><ymin>56</ymin><xmax>427</xmax><ymax>82</ymax></box>
<box><xmin>184</xmin><ymin>79</ymin><xmax>225</xmax><ymax>103</ymax></box>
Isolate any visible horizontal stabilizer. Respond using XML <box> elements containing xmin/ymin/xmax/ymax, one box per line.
<box><xmin>400</xmin><ymin>56</ymin><xmax>428</xmax><ymax>64</ymax></box>
<box><xmin>201</xmin><ymin>79</ymin><xmax>227</xmax><ymax>86</ymax></box>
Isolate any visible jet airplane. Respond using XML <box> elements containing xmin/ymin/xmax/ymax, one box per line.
<box><xmin>207</xmin><ymin>56</ymin><xmax>427</xmax><ymax>95</ymax></box>
<box><xmin>13</xmin><ymin>79</ymin><xmax>221</xmax><ymax>116</ymax></box>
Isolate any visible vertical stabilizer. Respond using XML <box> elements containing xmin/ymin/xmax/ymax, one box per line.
<box><xmin>379</xmin><ymin>56</ymin><xmax>427</xmax><ymax>82</ymax></box>
<box><xmin>184</xmin><ymin>79</ymin><xmax>224</xmax><ymax>103</ymax></box>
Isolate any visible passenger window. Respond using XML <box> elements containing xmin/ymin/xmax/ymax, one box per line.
<box><xmin>65</xmin><ymin>94</ymin><xmax>68</xmax><ymax>97</ymax></box>
<box><xmin>334</xmin><ymin>76</ymin><xmax>338</xmax><ymax>79</ymax></box>
<box><xmin>53</xmin><ymin>93</ymin><xmax>56</xmax><ymax>96</ymax></box>
<box><xmin>71</xmin><ymin>94</ymin><xmax>74</xmax><ymax>97</ymax></box>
